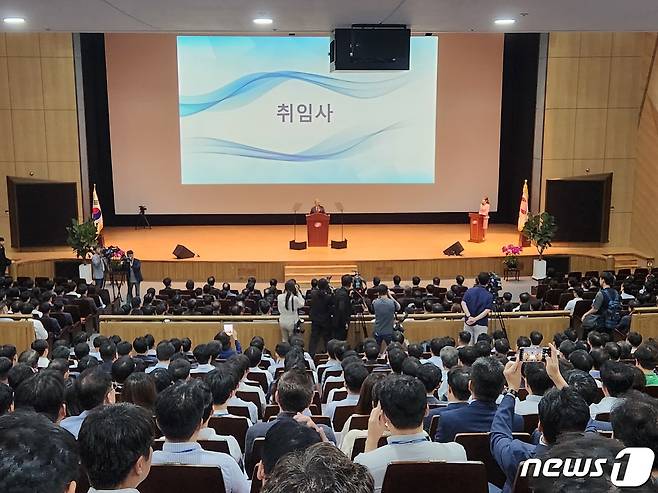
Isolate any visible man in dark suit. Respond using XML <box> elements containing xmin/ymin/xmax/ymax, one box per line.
<box><xmin>491</xmin><ymin>349</ymin><xmax>591</xmax><ymax>493</ymax></box>
<box><xmin>310</xmin><ymin>199</ymin><xmax>325</xmax><ymax>214</ymax></box>
<box><xmin>435</xmin><ymin>356</ymin><xmax>524</xmax><ymax>442</ymax></box>
<box><xmin>424</xmin><ymin>367</ymin><xmax>470</xmax><ymax>432</ymax></box>
<box><xmin>125</xmin><ymin>250</ymin><xmax>143</xmax><ymax>301</ymax></box>
<box><xmin>0</xmin><ymin>237</ymin><xmax>11</xmax><ymax>276</ymax></box>
<box><xmin>38</xmin><ymin>302</ymin><xmax>62</xmax><ymax>339</ymax></box>
<box><xmin>332</xmin><ymin>274</ymin><xmax>353</xmax><ymax>340</ymax></box>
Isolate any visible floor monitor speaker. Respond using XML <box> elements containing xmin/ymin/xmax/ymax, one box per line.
<box><xmin>443</xmin><ymin>241</ymin><xmax>464</xmax><ymax>256</ymax></box>
<box><xmin>173</xmin><ymin>244</ymin><xmax>196</xmax><ymax>259</ymax></box>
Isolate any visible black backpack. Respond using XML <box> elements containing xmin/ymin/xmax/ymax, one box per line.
<box><xmin>601</xmin><ymin>288</ymin><xmax>622</xmax><ymax>331</ymax></box>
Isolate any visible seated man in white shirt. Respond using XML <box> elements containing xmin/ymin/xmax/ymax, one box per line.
<box><xmin>267</xmin><ymin>342</ymin><xmax>291</xmax><ymax>377</ymax></box>
<box><xmin>21</xmin><ymin>304</ymin><xmax>48</xmax><ymax>340</ymax></box>
<box><xmin>421</xmin><ymin>337</ymin><xmax>445</xmax><ymax>368</ymax></box>
<box><xmin>145</xmin><ymin>341</ymin><xmax>175</xmax><ymax>374</ymax></box>
<box><xmin>163</xmin><ymin>378</ymin><xmax>242</xmax><ymax>466</ymax></box>
<box><xmin>354</xmin><ymin>374</ymin><xmax>467</xmax><ymax>493</ymax></box>
<box><xmin>564</xmin><ymin>288</ymin><xmax>584</xmax><ymax>315</ymax></box>
<box><xmin>206</xmin><ymin>366</ymin><xmax>254</xmax><ymax>425</ymax></box>
<box><xmin>515</xmin><ymin>362</ymin><xmax>554</xmax><ymax>415</ymax></box>
<box><xmin>228</xmin><ymin>354</ymin><xmax>266</xmax><ymax>412</ymax></box>
<box><xmin>190</xmin><ymin>343</ymin><xmax>216</xmax><ymax>374</ymax></box>
<box><xmin>153</xmin><ymin>379</ymin><xmax>249</xmax><ymax>493</ymax></box>
<box><xmin>31</xmin><ymin>339</ymin><xmax>50</xmax><ymax>369</ymax></box>
<box><xmin>244</xmin><ymin>345</ymin><xmax>273</xmax><ymax>387</ymax></box>
<box><xmin>79</xmin><ymin>403</ymin><xmax>153</xmax><ymax>492</ymax></box>
<box><xmin>589</xmin><ymin>360</ymin><xmax>635</xmax><ymax>419</ymax></box>
<box><xmin>436</xmin><ymin>346</ymin><xmax>459</xmax><ymax>400</ymax></box>
<box><xmin>324</xmin><ymin>362</ymin><xmax>368</xmax><ymax>422</ymax></box>
<box><xmin>316</xmin><ymin>339</ymin><xmax>344</xmax><ymax>381</ymax></box>
<box><xmin>60</xmin><ymin>367</ymin><xmax>116</xmax><ymax>438</ymax></box>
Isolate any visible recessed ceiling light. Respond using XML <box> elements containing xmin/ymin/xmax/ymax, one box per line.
<box><xmin>494</xmin><ymin>19</ymin><xmax>516</xmax><ymax>25</ymax></box>
<box><xmin>3</xmin><ymin>17</ymin><xmax>26</xmax><ymax>25</ymax></box>
<box><xmin>253</xmin><ymin>18</ymin><xmax>273</xmax><ymax>25</ymax></box>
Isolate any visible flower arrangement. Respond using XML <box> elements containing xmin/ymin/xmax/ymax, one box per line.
<box><xmin>502</xmin><ymin>244</ymin><xmax>523</xmax><ymax>269</ymax></box>
<box><xmin>102</xmin><ymin>246</ymin><xmax>126</xmax><ymax>271</ymax></box>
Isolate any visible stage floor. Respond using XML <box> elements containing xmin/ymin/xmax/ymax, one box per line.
<box><xmin>98</xmin><ymin>223</ymin><xmax>525</xmax><ymax>262</ymax></box>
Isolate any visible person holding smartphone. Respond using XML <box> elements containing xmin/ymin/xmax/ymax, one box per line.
<box><xmin>277</xmin><ymin>279</ymin><xmax>306</xmax><ymax>342</ymax></box>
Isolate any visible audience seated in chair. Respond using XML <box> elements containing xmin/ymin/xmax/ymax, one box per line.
<box><xmin>514</xmin><ymin>362</ymin><xmax>554</xmax><ymax>415</ymax></box>
<box><xmin>589</xmin><ymin>360</ymin><xmax>635</xmax><ymax>418</ymax></box>
<box><xmin>325</xmin><ymin>361</ymin><xmax>368</xmax><ymax>422</ymax></box>
<box><xmin>424</xmin><ymin>367</ymin><xmax>470</xmax><ymax>432</ymax></box>
<box><xmin>0</xmin><ymin>411</ymin><xmax>79</xmax><ymax>493</ymax></box>
<box><xmin>152</xmin><ymin>379</ymin><xmax>249</xmax><ymax>493</ymax></box>
<box><xmin>354</xmin><ymin>374</ymin><xmax>466</xmax><ymax>493</ymax></box>
<box><xmin>256</xmin><ymin>419</ymin><xmax>323</xmax><ymax>487</ymax></box>
<box><xmin>245</xmin><ymin>369</ymin><xmax>336</xmax><ymax>467</ymax></box>
<box><xmin>206</xmin><ymin>366</ymin><xmax>254</xmax><ymax>425</ymax></box>
<box><xmin>60</xmin><ymin>367</ymin><xmax>116</xmax><ymax>438</ymax></box>
<box><xmin>145</xmin><ymin>341</ymin><xmax>175</xmax><ymax>374</ymax></box>
<box><xmin>435</xmin><ymin>356</ymin><xmax>523</xmax><ymax>442</ymax></box>
<box><xmin>263</xmin><ymin>442</ymin><xmax>374</xmax><ymax>493</ymax></box>
<box><xmin>79</xmin><ymin>403</ymin><xmax>153</xmax><ymax>492</ymax></box>
<box><xmin>490</xmin><ymin>346</ymin><xmax>592</xmax><ymax>493</ymax></box>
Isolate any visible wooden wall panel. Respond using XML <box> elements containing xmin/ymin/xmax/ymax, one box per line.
<box><xmin>0</xmin><ymin>33</ymin><xmax>82</xmax><ymax>253</ymax></box>
<box><xmin>542</xmin><ymin>32</ymin><xmax>654</xmax><ymax>248</ymax></box>
<box><xmin>631</xmin><ymin>49</ymin><xmax>658</xmax><ymax>259</ymax></box>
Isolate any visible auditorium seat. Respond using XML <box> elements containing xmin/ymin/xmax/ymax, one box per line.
<box><xmin>322</xmin><ymin>379</ymin><xmax>345</xmax><ymax>403</ymax></box>
<box><xmin>332</xmin><ymin>405</ymin><xmax>356</xmax><ymax>431</ymax></box>
<box><xmin>236</xmin><ymin>391</ymin><xmax>263</xmax><ymax>420</ymax></box>
<box><xmin>644</xmin><ymin>386</ymin><xmax>658</xmax><ymax>398</ymax></box>
<box><xmin>544</xmin><ymin>289</ymin><xmax>563</xmax><ymax>307</ymax></box>
<box><xmin>227</xmin><ymin>406</ymin><xmax>251</xmax><ymax>420</ymax></box>
<box><xmin>347</xmin><ymin>414</ymin><xmax>369</xmax><ymax>431</ymax></box>
<box><xmin>208</xmin><ymin>416</ymin><xmax>249</xmax><ymax>452</ymax></box>
<box><xmin>138</xmin><ymin>464</ymin><xmax>226</xmax><ymax>493</ymax></box>
<box><xmin>351</xmin><ymin>436</ymin><xmax>389</xmax><ymax>460</ymax></box>
<box><xmin>557</xmin><ymin>292</ymin><xmax>574</xmax><ymax>310</ymax></box>
<box><xmin>455</xmin><ymin>432</ymin><xmax>532</xmax><ymax>489</ymax></box>
<box><xmin>246</xmin><ymin>437</ymin><xmax>264</xmax><ymax>479</ymax></box>
<box><xmin>310</xmin><ymin>415</ymin><xmax>332</xmax><ymax>427</ymax></box>
<box><xmin>595</xmin><ymin>412</ymin><xmax>610</xmax><ymax>422</ymax></box>
<box><xmin>522</xmin><ymin>414</ymin><xmax>539</xmax><ymax>434</ymax></box>
<box><xmin>381</xmin><ymin>461</ymin><xmax>488</xmax><ymax>493</ymax></box>
<box><xmin>429</xmin><ymin>415</ymin><xmax>440</xmax><ymax>440</ymax></box>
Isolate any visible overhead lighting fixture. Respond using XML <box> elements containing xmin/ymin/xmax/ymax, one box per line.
<box><xmin>3</xmin><ymin>17</ymin><xmax>26</xmax><ymax>25</ymax></box>
<box><xmin>253</xmin><ymin>18</ymin><xmax>273</xmax><ymax>25</ymax></box>
<box><xmin>494</xmin><ymin>19</ymin><xmax>516</xmax><ymax>25</ymax></box>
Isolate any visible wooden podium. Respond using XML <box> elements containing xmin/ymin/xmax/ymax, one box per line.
<box><xmin>306</xmin><ymin>213</ymin><xmax>330</xmax><ymax>247</ymax></box>
<box><xmin>469</xmin><ymin>212</ymin><xmax>485</xmax><ymax>243</ymax></box>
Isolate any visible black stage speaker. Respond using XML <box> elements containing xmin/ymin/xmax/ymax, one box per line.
<box><xmin>443</xmin><ymin>241</ymin><xmax>464</xmax><ymax>256</ymax></box>
<box><xmin>330</xmin><ymin>25</ymin><xmax>410</xmax><ymax>71</ymax></box>
<box><xmin>545</xmin><ymin>173</ymin><xmax>612</xmax><ymax>242</ymax></box>
<box><xmin>331</xmin><ymin>239</ymin><xmax>348</xmax><ymax>249</ymax></box>
<box><xmin>289</xmin><ymin>240</ymin><xmax>307</xmax><ymax>251</ymax></box>
<box><xmin>173</xmin><ymin>244</ymin><xmax>195</xmax><ymax>259</ymax></box>
<box><xmin>7</xmin><ymin>177</ymin><xmax>78</xmax><ymax>248</ymax></box>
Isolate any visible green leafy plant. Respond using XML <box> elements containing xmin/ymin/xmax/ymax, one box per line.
<box><xmin>66</xmin><ymin>218</ymin><xmax>99</xmax><ymax>260</ymax></box>
<box><xmin>521</xmin><ymin>212</ymin><xmax>557</xmax><ymax>260</ymax></box>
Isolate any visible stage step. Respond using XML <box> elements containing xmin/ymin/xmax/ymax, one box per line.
<box><xmin>284</xmin><ymin>264</ymin><xmax>358</xmax><ymax>285</ymax></box>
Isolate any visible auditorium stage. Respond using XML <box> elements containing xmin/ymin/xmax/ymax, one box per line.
<box><xmin>11</xmin><ymin>223</ymin><xmax>626</xmax><ymax>284</ymax></box>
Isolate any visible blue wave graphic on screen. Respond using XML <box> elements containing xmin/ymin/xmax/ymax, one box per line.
<box><xmin>180</xmin><ymin>71</ymin><xmax>407</xmax><ymax>117</ymax></box>
<box><xmin>184</xmin><ymin>123</ymin><xmax>403</xmax><ymax>162</ymax></box>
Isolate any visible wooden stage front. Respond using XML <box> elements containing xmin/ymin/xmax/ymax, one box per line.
<box><xmin>9</xmin><ymin>223</ymin><xmax>632</xmax><ymax>284</ymax></box>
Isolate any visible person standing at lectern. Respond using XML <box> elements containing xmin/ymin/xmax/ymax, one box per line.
<box><xmin>310</xmin><ymin>199</ymin><xmax>325</xmax><ymax>214</ymax></box>
<box><xmin>461</xmin><ymin>272</ymin><xmax>493</xmax><ymax>344</ymax></box>
<box><xmin>478</xmin><ymin>197</ymin><xmax>490</xmax><ymax>240</ymax></box>
<box><xmin>0</xmin><ymin>237</ymin><xmax>11</xmax><ymax>276</ymax></box>
<box><xmin>125</xmin><ymin>250</ymin><xmax>143</xmax><ymax>301</ymax></box>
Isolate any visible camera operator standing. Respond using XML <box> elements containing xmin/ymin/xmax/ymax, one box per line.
<box><xmin>333</xmin><ymin>274</ymin><xmax>353</xmax><ymax>340</ymax></box>
<box><xmin>309</xmin><ymin>278</ymin><xmax>334</xmax><ymax>356</ymax></box>
<box><xmin>372</xmin><ymin>284</ymin><xmax>401</xmax><ymax>353</ymax></box>
<box><xmin>461</xmin><ymin>272</ymin><xmax>494</xmax><ymax>344</ymax></box>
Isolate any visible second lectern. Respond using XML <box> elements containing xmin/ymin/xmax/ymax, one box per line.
<box><xmin>306</xmin><ymin>213</ymin><xmax>330</xmax><ymax>247</ymax></box>
<box><xmin>469</xmin><ymin>212</ymin><xmax>485</xmax><ymax>243</ymax></box>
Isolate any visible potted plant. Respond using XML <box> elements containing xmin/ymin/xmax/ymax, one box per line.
<box><xmin>66</xmin><ymin>218</ymin><xmax>99</xmax><ymax>282</ymax></box>
<box><xmin>501</xmin><ymin>244</ymin><xmax>522</xmax><ymax>269</ymax></box>
<box><xmin>521</xmin><ymin>212</ymin><xmax>557</xmax><ymax>280</ymax></box>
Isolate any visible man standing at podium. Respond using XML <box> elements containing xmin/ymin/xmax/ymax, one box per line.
<box><xmin>310</xmin><ymin>199</ymin><xmax>325</xmax><ymax>214</ymax></box>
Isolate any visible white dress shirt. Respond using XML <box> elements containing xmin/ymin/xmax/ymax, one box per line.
<box><xmin>238</xmin><ymin>381</ymin><xmax>266</xmax><ymax>410</ymax></box>
<box><xmin>514</xmin><ymin>394</ymin><xmax>542</xmax><ymax>415</ymax></box>
<box><xmin>324</xmin><ymin>392</ymin><xmax>360</xmax><ymax>421</ymax></box>
<box><xmin>247</xmin><ymin>366</ymin><xmax>273</xmax><ymax>386</ymax></box>
<box><xmin>227</xmin><ymin>396</ymin><xmax>258</xmax><ymax>423</ymax></box>
<box><xmin>354</xmin><ymin>432</ymin><xmax>467</xmax><ymax>493</ymax></box>
<box><xmin>145</xmin><ymin>362</ymin><xmax>169</xmax><ymax>374</ymax></box>
<box><xmin>590</xmin><ymin>396</ymin><xmax>621</xmax><ymax>419</ymax></box>
<box><xmin>190</xmin><ymin>363</ymin><xmax>216</xmax><ymax>374</ymax></box>
<box><xmin>61</xmin><ymin>410</ymin><xmax>92</xmax><ymax>438</ymax></box>
<box><xmin>421</xmin><ymin>355</ymin><xmax>443</xmax><ymax>369</ymax></box>
<box><xmin>152</xmin><ymin>442</ymin><xmax>249</xmax><ymax>493</ymax></box>
<box><xmin>564</xmin><ymin>297</ymin><xmax>583</xmax><ymax>315</ymax></box>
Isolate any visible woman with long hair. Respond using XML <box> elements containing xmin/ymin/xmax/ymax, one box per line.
<box><xmin>478</xmin><ymin>196</ymin><xmax>491</xmax><ymax>239</ymax></box>
<box><xmin>121</xmin><ymin>372</ymin><xmax>157</xmax><ymax>411</ymax></box>
<box><xmin>277</xmin><ymin>279</ymin><xmax>306</xmax><ymax>342</ymax></box>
